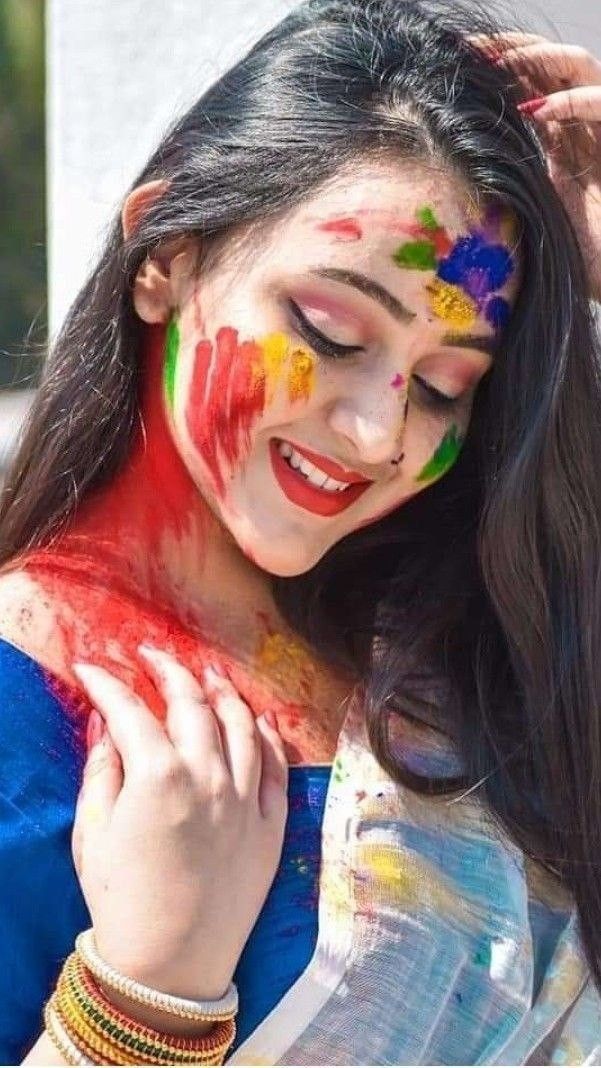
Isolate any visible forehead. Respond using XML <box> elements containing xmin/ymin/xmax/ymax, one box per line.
<box><xmin>286</xmin><ymin>159</ymin><xmax>482</xmax><ymax>249</ymax></box>
<box><xmin>262</xmin><ymin>159</ymin><xmax>520</xmax><ymax>329</ymax></box>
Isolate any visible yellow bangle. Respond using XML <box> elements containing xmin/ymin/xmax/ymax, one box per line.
<box><xmin>48</xmin><ymin>951</ymin><xmax>235</xmax><ymax>1065</ymax></box>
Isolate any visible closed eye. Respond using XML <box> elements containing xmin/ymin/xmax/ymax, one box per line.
<box><xmin>412</xmin><ymin>375</ymin><xmax>459</xmax><ymax>408</ymax></box>
<box><xmin>288</xmin><ymin>299</ymin><xmax>364</xmax><ymax>359</ymax></box>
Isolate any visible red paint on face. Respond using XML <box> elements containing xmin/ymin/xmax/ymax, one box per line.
<box><xmin>7</xmin><ymin>323</ymin><xmax>322</xmax><ymax>765</ymax></box>
<box><xmin>406</xmin><ymin>221</ymin><xmax>453</xmax><ymax>258</ymax></box>
<box><xmin>318</xmin><ymin>217</ymin><xmax>363</xmax><ymax>241</ymax></box>
<box><xmin>186</xmin><ymin>327</ymin><xmax>265</xmax><ymax>497</ymax></box>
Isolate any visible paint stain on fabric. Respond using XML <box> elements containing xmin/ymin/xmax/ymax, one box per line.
<box><xmin>318</xmin><ymin>217</ymin><xmax>363</xmax><ymax>242</ymax></box>
<box><xmin>333</xmin><ymin>755</ymin><xmax>349</xmax><ymax>784</ymax></box>
<box><xmin>473</xmin><ymin>945</ymin><xmax>491</xmax><ymax>968</ymax></box>
<box><xmin>416</xmin><ymin>424</ymin><xmax>463</xmax><ymax>483</ymax></box>
<box><xmin>353</xmin><ymin>842</ymin><xmax>468</xmax><ymax>921</ymax></box>
<box><xmin>163</xmin><ymin>315</ymin><xmax>180</xmax><ymax>411</ymax></box>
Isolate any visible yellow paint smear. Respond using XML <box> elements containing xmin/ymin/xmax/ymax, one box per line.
<box><xmin>288</xmin><ymin>347</ymin><xmax>315</xmax><ymax>402</ymax></box>
<box><xmin>259</xmin><ymin>332</ymin><xmax>289</xmax><ymax>402</ymax></box>
<box><xmin>256</xmin><ymin>631</ymin><xmax>315</xmax><ymax>693</ymax></box>
<box><xmin>428</xmin><ymin>278</ymin><xmax>478</xmax><ymax>331</ymax></box>
<box><xmin>354</xmin><ymin>842</ymin><xmax>466</xmax><ymax>920</ymax></box>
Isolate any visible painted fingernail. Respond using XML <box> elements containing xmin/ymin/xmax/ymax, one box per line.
<box><xmin>518</xmin><ymin>97</ymin><xmax>547</xmax><ymax>116</ymax></box>
<box><xmin>203</xmin><ymin>664</ymin><xmax>223</xmax><ymax>685</ymax></box>
<box><xmin>86</xmin><ymin>710</ymin><xmax>105</xmax><ymax>750</ymax></box>
<box><xmin>206</xmin><ymin>662</ymin><xmax>224</xmax><ymax>676</ymax></box>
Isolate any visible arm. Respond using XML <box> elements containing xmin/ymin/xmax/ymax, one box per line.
<box><xmin>20</xmin><ymin>647</ymin><xmax>288</xmax><ymax>1064</ymax></box>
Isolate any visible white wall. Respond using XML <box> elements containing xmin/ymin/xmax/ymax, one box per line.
<box><xmin>47</xmin><ymin>0</ymin><xmax>601</xmax><ymax>335</ymax></box>
<box><xmin>46</xmin><ymin>0</ymin><xmax>295</xmax><ymax>335</ymax></box>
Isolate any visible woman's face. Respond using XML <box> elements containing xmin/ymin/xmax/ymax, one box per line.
<box><xmin>160</xmin><ymin>161</ymin><xmax>519</xmax><ymax>576</ymax></box>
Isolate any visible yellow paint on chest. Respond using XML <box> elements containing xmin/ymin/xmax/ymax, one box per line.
<box><xmin>256</xmin><ymin>630</ymin><xmax>316</xmax><ymax>693</ymax></box>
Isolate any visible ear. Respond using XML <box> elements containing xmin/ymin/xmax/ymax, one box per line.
<box><xmin>121</xmin><ymin>179</ymin><xmax>199</xmax><ymax>324</ymax></box>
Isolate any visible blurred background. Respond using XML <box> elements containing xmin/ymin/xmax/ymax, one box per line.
<box><xmin>1</xmin><ymin>0</ymin><xmax>600</xmax><ymax>484</ymax></box>
<box><xmin>0</xmin><ymin>0</ymin><xmax>43</xmax><ymax>474</ymax></box>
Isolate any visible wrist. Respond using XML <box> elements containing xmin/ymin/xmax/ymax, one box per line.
<box><xmin>97</xmin><ymin>982</ymin><xmax>218</xmax><ymax>1036</ymax></box>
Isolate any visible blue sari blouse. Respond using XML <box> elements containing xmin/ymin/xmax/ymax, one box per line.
<box><xmin>0</xmin><ymin>636</ymin><xmax>326</xmax><ymax>1063</ymax></box>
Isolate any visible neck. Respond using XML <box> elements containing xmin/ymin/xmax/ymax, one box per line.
<box><xmin>59</xmin><ymin>323</ymin><xmax>276</xmax><ymax>644</ymax></box>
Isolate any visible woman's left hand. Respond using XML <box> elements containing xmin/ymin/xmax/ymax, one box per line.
<box><xmin>473</xmin><ymin>33</ymin><xmax>601</xmax><ymax>301</ymax></box>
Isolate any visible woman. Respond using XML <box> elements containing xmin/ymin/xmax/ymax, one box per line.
<box><xmin>1</xmin><ymin>0</ymin><xmax>601</xmax><ymax>1061</ymax></box>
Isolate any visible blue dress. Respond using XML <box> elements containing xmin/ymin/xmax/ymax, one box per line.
<box><xmin>0</xmin><ymin>637</ymin><xmax>328</xmax><ymax>1063</ymax></box>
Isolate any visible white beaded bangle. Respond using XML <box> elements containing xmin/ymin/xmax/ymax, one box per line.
<box><xmin>75</xmin><ymin>928</ymin><xmax>239</xmax><ymax>1021</ymax></box>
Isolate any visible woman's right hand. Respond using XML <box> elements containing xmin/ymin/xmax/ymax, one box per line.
<box><xmin>71</xmin><ymin>647</ymin><xmax>288</xmax><ymax>1003</ymax></box>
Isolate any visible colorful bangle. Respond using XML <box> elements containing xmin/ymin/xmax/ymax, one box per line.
<box><xmin>45</xmin><ymin>950</ymin><xmax>236</xmax><ymax>1066</ymax></box>
<box><xmin>76</xmin><ymin>928</ymin><xmax>238</xmax><ymax>1020</ymax></box>
<box><xmin>43</xmin><ymin>1001</ymin><xmax>94</xmax><ymax>1066</ymax></box>
<box><xmin>59</xmin><ymin>954</ymin><xmax>234</xmax><ymax>1061</ymax></box>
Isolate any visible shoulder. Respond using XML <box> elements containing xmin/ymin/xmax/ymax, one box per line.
<box><xmin>0</xmin><ymin>568</ymin><xmax>86</xmax><ymax>780</ymax></box>
<box><xmin>0</xmin><ymin>568</ymin><xmax>72</xmax><ymax>684</ymax></box>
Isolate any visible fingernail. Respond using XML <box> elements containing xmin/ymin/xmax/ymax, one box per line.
<box><xmin>86</xmin><ymin>710</ymin><xmax>104</xmax><ymax>750</ymax></box>
<box><xmin>262</xmin><ymin>709</ymin><xmax>278</xmax><ymax>730</ymax></box>
<box><xmin>204</xmin><ymin>663</ymin><xmax>223</xmax><ymax>681</ymax></box>
<box><xmin>518</xmin><ymin>97</ymin><xmax>547</xmax><ymax>116</ymax></box>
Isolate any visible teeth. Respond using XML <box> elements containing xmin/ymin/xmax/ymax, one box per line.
<box><xmin>277</xmin><ymin>441</ymin><xmax>351</xmax><ymax>493</ymax></box>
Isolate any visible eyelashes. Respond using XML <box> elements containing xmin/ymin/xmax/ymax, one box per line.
<box><xmin>288</xmin><ymin>299</ymin><xmax>363</xmax><ymax>359</ymax></box>
<box><xmin>412</xmin><ymin>376</ymin><xmax>459</xmax><ymax>408</ymax></box>
<box><xmin>288</xmin><ymin>298</ymin><xmax>463</xmax><ymax>410</ymax></box>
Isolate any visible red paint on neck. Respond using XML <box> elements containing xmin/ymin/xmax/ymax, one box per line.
<box><xmin>9</xmin><ymin>323</ymin><xmax>326</xmax><ymax>763</ymax></box>
<box><xmin>185</xmin><ymin>327</ymin><xmax>265</xmax><ymax>497</ymax></box>
<box><xmin>68</xmin><ymin>322</ymin><xmax>205</xmax><ymax>564</ymax></box>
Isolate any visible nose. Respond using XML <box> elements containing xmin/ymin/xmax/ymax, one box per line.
<box><xmin>326</xmin><ymin>374</ymin><xmax>406</xmax><ymax>469</ymax></box>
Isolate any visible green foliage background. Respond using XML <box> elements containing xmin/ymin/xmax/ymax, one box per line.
<box><xmin>0</xmin><ymin>0</ymin><xmax>45</xmax><ymax>389</ymax></box>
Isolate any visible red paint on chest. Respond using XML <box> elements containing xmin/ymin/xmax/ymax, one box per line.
<box><xmin>186</xmin><ymin>327</ymin><xmax>265</xmax><ymax>496</ymax></box>
<box><xmin>18</xmin><ymin>552</ymin><xmax>308</xmax><ymax>759</ymax></box>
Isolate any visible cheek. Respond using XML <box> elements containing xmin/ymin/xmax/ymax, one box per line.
<box><xmin>179</xmin><ymin>322</ymin><xmax>316</xmax><ymax>498</ymax></box>
<box><xmin>414</xmin><ymin>421</ymin><xmax>464</xmax><ymax>483</ymax></box>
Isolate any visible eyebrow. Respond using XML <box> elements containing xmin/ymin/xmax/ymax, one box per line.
<box><xmin>312</xmin><ymin>267</ymin><xmax>498</xmax><ymax>357</ymax></box>
<box><xmin>313</xmin><ymin>267</ymin><xmax>416</xmax><ymax>325</ymax></box>
<box><xmin>442</xmin><ymin>333</ymin><xmax>497</xmax><ymax>356</ymax></box>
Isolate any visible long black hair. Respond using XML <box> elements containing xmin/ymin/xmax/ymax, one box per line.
<box><xmin>3</xmin><ymin>0</ymin><xmax>601</xmax><ymax>991</ymax></box>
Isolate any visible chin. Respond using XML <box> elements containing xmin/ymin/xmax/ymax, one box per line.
<box><xmin>235</xmin><ymin>527</ymin><xmax>329</xmax><ymax>578</ymax></box>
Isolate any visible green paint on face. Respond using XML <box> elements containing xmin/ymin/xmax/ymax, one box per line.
<box><xmin>164</xmin><ymin>316</ymin><xmax>180</xmax><ymax>411</ymax></box>
<box><xmin>416</xmin><ymin>206</ymin><xmax>440</xmax><ymax>231</ymax></box>
<box><xmin>416</xmin><ymin>424</ymin><xmax>463</xmax><ymax>483</ymax></box>
<box><xmin>392</xmin><ymin>239</ymin><xmax>437</xmax><ymax>271</ymax></box>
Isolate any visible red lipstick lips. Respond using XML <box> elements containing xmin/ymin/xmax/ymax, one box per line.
<box><xmin>270</xmin><ymin>439</ymin><xmax>373</xmax><ymax>518</ymax></box>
